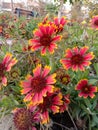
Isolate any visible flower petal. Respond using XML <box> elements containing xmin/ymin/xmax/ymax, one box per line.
<box><xmin>2</xmin><ymin>76</ymin><xmax>7</xmax><ymax>86</ymax></box>
<box><xmin>33</xmin><ymin>64</ymin><xmax>41</xmax><ymax>77</ymax></box>
<box><xmin>42</xmin><ymin>66</ymin><xmax>51</xmax><ymax>77</ymax></box>
<box><xmin>80</xmin><ymin>46</ymin><xmax>89</xmax><ymax>55</ymax></box>
<box><xmin>46</xmin><ymin>73</ymin><xmax>56</xmax><ymax>84</ymax></box>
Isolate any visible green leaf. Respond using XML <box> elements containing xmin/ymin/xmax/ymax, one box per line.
<box><xmin>80</xmin><ymin>104</ymin><xmax>91</xmax><ymax>114</ymax></box>
<box><xmin>93</xmin><ymin>63</ymin><xmax>98</xmax><ymax>76</ymax></box>
<box><xmin>84</xmin><ymin>98</ymin><xmax>92</xmax><ymax>109</ymax></box>
<box><xmin>89</xmin><ymin>79</ymin><xmax>98</xmax><ymax>84</ymax></box>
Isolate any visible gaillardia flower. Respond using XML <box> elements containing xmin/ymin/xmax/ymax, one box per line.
<box><xmin>91</xmin><ymin>15</ymin><xmax>98</xmax><ymax>29</ymax></box>
<box><xmin>0</xmin><ymin>53</ymin><xmax>17</xmax><ymax>88</ymax></box>
<box><xmin>36</xmin><ymin>89</ymin><xmax>63</xmax><ymax>124</ymax></box>
<box><xmin>13</xmin><ymin>108</ymin><xmax>40</xmax><ymax>130</ymax></box>
<box><xmin>59</xmin><ymin>94</ymin><xmax>70</xmax><ymax>113</ymax></box>
<box><xmin>9</xmin><ymin>67</ymin><xmax>20</xmax><ymax>81</ymax></box>
<box><xmin>56</xmin><ymin>68</ymin><xmax>70</xmax><ymax>85</ymax></box>
<box><xmin>29</xmin><ymin>24</ymin><xmax>61</xmax><ymax>55</ymax></box>
<box><xmin>60</xmin><ymin>46</ymin><xmax>94</xmax><ymax>71</ymax></box>
<box><xmin>41</xmin><ymin>14</ymin><xmax>49</xmax><ymax>25</ymax></box>
<box><xmin>53</xmin><ymin>17</ymin><xmax>67</xmax><ymax>33</ymax></box>
<box><xmin>75</xmin><ymin>79</ymin><xmax>97</xmax><ymax>98</ymax></box>
<box><xmin>20</xmin><ymin>64</ymin><xmax>56</xmax><ymax>106</ymax></box>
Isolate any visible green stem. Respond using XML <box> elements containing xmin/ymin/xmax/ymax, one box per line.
<box><xmin>88</xmin><ymin>115</ymin><xmax>91</xmax><ymax>130</ymax></box>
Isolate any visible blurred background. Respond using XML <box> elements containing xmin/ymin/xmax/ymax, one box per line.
<box><xmin>0</xmin><ymin>0</ymin><xmax>97</xmax><ymax>19</ymax></box>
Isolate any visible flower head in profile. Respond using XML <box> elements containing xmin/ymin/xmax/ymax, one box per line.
<box><xmin>34</xmin><ymin>88</ymin><xmax>63</xmax><ymax>124</ymax></box>
<box><xmin>75</xmin><ymin>79</ymin><xmax>97</xmax><ymax>98</ymax></box>
<box><xmin>0</xmin><ymin>53</ymin><xmax>17</xmax><ymax>88</ymax></box>
<box><xmin>60</xmin><ymin>46</ymin><xmax>94</xmax><ymax>71</ymax></box>
<box><xmin>29</xmin><ymin>24</ymin><xmax>61</xmax><ymax>55</ymax></box>
<box><xmin>20</xmin><ymin>64</ymin><xmax>56</xmax><ymax>106</ymax></box>
<box><xmin>59</xmin><ymin>94</ymin><xmax>70</xmax><ymax>113</ymax></box>
<box><xmin>91</xmin><ymin>15</ymin><xmax>98</xmax><ymax>29</ymax></box>
<box><xmin>41</xmin><ymin>14</ymin><xmax>50</xmax><ymax>25</ymax></box>
<box><xmin>53</xmin><ymin>17</ymin><xmax>67</xmax><ymax>33</ymax></box>
<box><xmin>13</xmin><ymin>108</ymin><xmax>40</xmax><ymax>130</ymax></box>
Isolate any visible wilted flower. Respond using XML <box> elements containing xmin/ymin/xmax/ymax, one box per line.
<box><xmin>29</xmin><ymin>24</ymin><xmax>61</xmax><ymax>55</ymax></box>
<box><xmin>60</xmin><ymin>46</ymin><xmax>94</xmax><ymax>71</ymax></box>
<box><xmin>75</xmin><ymin>79</ymin><xmax>97</xmax><ymax>98</ymax></box>
<box><xmin>9</xmin><ymin>68</ymin><xmax>20</xmax><ymax>81</ymax></box>
<box><xmin>13</xmin><ymin>108</ymin><xmax>40</xmax><ymax>130</ymax></box>
<box><xmin>56</xmin><ymin>68</ymin><xmax>70</xmax><ymax>85</ymax></box>
<box><xmin>20</xmin><ymin>64</ymin><xmax>56</xmax><ymax>106</ymax></box>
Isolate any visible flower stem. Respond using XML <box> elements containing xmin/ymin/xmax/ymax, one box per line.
<box><xmin>53</xmin><ymin>121</ymin><xmax>70</xmax><ymax>130</ymax></box>
<box><xmin>88</xmin><ymin>115</ymin><xmax>91</xmax><ymax>130</ymax></box>
<box><xmin>67</xmin><ymin>110</ymin><xmax>78</xmax><ymax>130</ymax></box>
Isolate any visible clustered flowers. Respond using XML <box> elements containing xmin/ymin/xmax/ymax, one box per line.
<box><xmin>1</xmin><ymin>15</ymin><xmax>97</xmax><ymax>130</ymax></box>
<box><xmin>20</xmin><ymin>64</ymin><xmax>70</xmax><ymax>124</ymax></box>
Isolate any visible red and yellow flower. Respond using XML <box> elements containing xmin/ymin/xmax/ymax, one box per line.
<box><xmin>75</xmin><ymin>79</ymin><xmax>97</xmax><ymax>98</ymax></box>
<box><xmin>41</xmin><ymin>14</ymin><xmax>50</xmax><ymax>25</ymax></box>
<box><xmin>59</xmin><ymin>94</ymin><xmax>70</xmax><ymax>112</ymax></box>
<box><xmin>60</xmin><ymin>46</ymin><xmax>94</xmax><ymax>71</ymax></box>
<box><xmin>29</xmin><ymin>24</ymin><xmax>61</xmax><ymax>55</ymax></box>
<box><xmin>91</xmin><ymin>15</ymin><xmax>98</xmax><ymax>29</ymax></box>
<box><xmin>35</xmin><ymin>89</ymin><xmax>63</xmax><ymax>124</ymax></box>
<box><xmin>20</xmin><ymin>64</ymin><xmax>56</xmax><ymax>106</ymax></box>
<box><xmin>0</xmin><ymin>53</ymin><xmax>17</xmax><ymax>88</ymax></box>
<box><xmin>53</xmin><ymin>17</ymin><xmax>67</xmax><ymax>33</ymax></box>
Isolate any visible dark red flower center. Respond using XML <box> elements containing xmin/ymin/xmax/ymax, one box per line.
<box><xmin>83</xmin><ymin>85</ymin><xmax>90</xmax><ymax>93</ymax></box>
<box><xmin>39</xmin><ymin>95</ymin><xmax>53</xmax><ymax>111</ymax></box>
<box><xmin>40</xmin><ymin>35</ymin><xmax>52</xmax><ymax>46</ymax></box>
<box><xmin>94</xmin><ymin>19</ymin><xmax>98</xmax><ymax>26</ymax></box>
<box><xmin>31</xmin><ymin>76</ymin><xmax>46</xmax><ymax>92</ymax></box>
<box><xmin>71</xmin><ymin>54</ymin><xmax>84</xmax><ymax>65</ymax></box>
<box><xmin>0</xmin><ymin>63</ymin><xmax>6</xmax><ymax>76</ymax></box>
